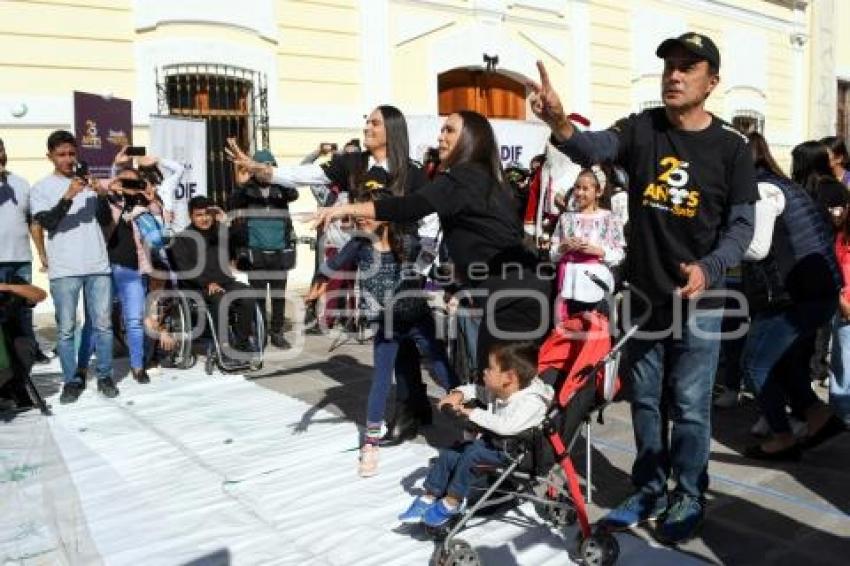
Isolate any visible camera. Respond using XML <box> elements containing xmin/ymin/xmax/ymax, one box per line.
<box><xmin>120</xmin><ymin>178</ymin><xmax>145</xmax><ymax>191</ymax></box>
<box><xmin>126</xmin><ymin>146</ymin><xmax>146</xmax><ymax>157</ymax></box>
<box><xmin>73</xmin><ymin>160</ymin><xmax>89</xmax><ymax>179</ymax></box>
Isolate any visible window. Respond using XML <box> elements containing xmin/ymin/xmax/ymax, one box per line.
<box><xmin>732</xmin><ymin>110</ymin><xmax>765</xmax><ymax>135</ymax></box>
<box><xmin>838</xmin><ymin>81</ymin><xmax>850</xmax><ymax>143</ymax></box>
<box><xmin>156</xmin><ymin>64</ymin><xmax>269</xmax><ymax>206</ymax></box>
<box><xmin>438</xmin><ymin>69</ymin><xmax>526</xmax><ymax>120</ymax></box>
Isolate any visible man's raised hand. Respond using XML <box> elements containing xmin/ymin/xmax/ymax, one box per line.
<box><xmin>527</xmin><ymin>60</ymin><xmax>573</xmax><ymax>141</ymax></box>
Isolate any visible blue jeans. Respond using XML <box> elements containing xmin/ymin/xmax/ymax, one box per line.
<box><xmin>829</xmin><ymin>314</ymin><xmax>850</xmax><ymax>425</ymax></box>
<box><xmin>0</xmin><ymin>262</ymin><xmax>36</xmax><ymax>342</ymax></box>
<box><xmin>50</xmin><ymin>275</ymin><xmax>113</xmax><ymax>383</ymax></box>
<box><xmin>369</xmin><ymin>317</ymin><xmax>457</xmax><ymax>425</ymax></box>
<box><xmin>423</xmin><ymin>439</ymin><xmax>507</xmax><ymax>500</ymax></box>
<box><xmin>740</xmin><ymin>299</ymin><xmax>835</xmax><ymax>434</ymax></box>
<box><xmin>111</xmin><ymin>264</ymin><xmax>147</xmax><ymax>370</ymax></box>
<box><xmin>628</xmin><ymin>308</ymin><xmax>723</xmax><ymax>499</ymax></box>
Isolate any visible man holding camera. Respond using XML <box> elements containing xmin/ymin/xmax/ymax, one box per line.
<box><xmin>31</xmin><ymin>130</ymin><xmax>117</xmax><ymax>404</ymax></box>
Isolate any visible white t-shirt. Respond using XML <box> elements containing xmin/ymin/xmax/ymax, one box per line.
<box><xmin>30</xmin><ymin>174</ymin><xmax>110</xmax><ymax>279</ymax></box>
<box><xmin>0</xmin><ymin>172</ymin><xmax>33</xmax><ymax>262</ymax></box>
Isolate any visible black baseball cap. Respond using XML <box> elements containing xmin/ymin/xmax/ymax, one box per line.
<box><xmin>656</xmin><ymin>32</ymin><xmax>721</xmax><ymax>70</ymax></box>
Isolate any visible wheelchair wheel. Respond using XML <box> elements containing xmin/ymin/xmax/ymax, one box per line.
<box><xmin>172</xmin><ymin>296</ymin><xmax>196</xmax><ymax>369</ymax></box>
<box><xmin>437</xmin><ymin>539</ymin><xmax>480</xmax><ymax>566</ymax></box>
<box><xmin>579</xmin><ymin>532</ymin><xmax>619</xmax><ymax>566</ymax></box>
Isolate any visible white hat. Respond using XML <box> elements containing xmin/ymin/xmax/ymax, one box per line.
<box><xmin>560</xmin><ymin>263</ymin><xmax>614</xmax><ymax>303</ymax></box>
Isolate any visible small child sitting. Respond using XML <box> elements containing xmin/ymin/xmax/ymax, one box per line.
<box><xmin>398</xmin><ymin>341</ymin><xmax>554</xmax><ymax>528</ymax></box>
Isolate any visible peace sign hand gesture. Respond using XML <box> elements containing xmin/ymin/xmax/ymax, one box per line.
<box><xmin>224</xmin><ymin>138</ymin><xmax>273</xmax><ymax>184</ymax></box>
<box><xmin>527</xmin><ymin>61</ymin><xmax>574</xmax><ymax>141</ymax></box>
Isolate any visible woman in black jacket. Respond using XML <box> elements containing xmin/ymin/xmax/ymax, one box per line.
<box><xmin>226</xmin><ymin>105</ymin><xmax>437</xmax><ymax>443</ymax></box>
<box><xmin>312</xmin><ymin>110</ymin><xmax>552</xmax><ymax>370</ymax></box>
<box><xmin>740</xmin><ymin>134</ymin><xmax>846</xmax><ymax>461</ymax></box>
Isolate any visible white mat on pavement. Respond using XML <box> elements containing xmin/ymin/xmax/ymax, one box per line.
<box><xmin>2</xmin><ymin>361</ymin><xmax>699</xmax><ymax>565</ymax></box>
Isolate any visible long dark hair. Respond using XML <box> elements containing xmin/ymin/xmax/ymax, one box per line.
<box><xmin>375</xmin><ymin>105</ymin><xmax>409</xmax><ymax>197</ymax></box>
<box><xmin>443</xmin><ymin>110</ymin><xmax>505</xmax><ymax>185</ymax></box>
<box><xmin>791</xmin><ymin>140</ymin><xmax>834</xmax><ymax>195</ymax></box>
<box><xmin>748</xmin><ymin>132</ymin><xmax>788</xmax><ymax>180</ymax></box>
<box><xmin>820</xmin><ymin>135</ymin><xmax>850</xmax><ymax>169</ymax></box>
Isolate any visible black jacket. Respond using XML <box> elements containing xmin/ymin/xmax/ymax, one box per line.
<box><xmin>742</xmin><ymin>169</ymin><xmax>840</xmax><ymax>313</ymax></box>
<box><xmin>229</xmin><ymin>182</ymin><xmax>298</xmax><ymax>250</ymax></box>
<box><xmin>169</xmin><ymin>222</ymin><xmax>236</xmax><ymax>291</ymax></box>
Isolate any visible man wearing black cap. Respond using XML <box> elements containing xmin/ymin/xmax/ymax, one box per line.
<box><xmin>529</xmin><ymin>33</ymin><xmax>758</xmax><ymax>544</ymax></box>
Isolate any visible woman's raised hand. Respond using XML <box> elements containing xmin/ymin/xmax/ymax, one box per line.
<box><xmin>224</xmin><ymin>138</ymin><xmax>273</xmax><ymax>183</ymax></box>
<box><xmin>113</xmin><ymin>145</ymin><xmax>131</xmax><ymax>168</ymax></box>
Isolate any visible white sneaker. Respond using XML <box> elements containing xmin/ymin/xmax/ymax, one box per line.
<box><xmin>713</xmin><ymin>387</ymin><xmax>739</xmax><ymax>409</ymax></box>
<box><xmin>750</xmin><ymin>416</ymin><xmax>770</xmax><ymax>437</ymax></box>
<box><xmin>358</xmin><ymin>444</ymin><xmax>379</xmax><ymax>477</ymax></box>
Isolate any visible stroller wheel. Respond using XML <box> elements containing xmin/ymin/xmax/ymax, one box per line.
<box><xmin>204</xmin><ymin>354</ymin><xmax>215</xmax><ymax>376</ymax></box>
<box><xmin>579</xmin><ymin>532</ymin><xmax>619</xmax><ymax>566</ymax></box>
<box><xmin>438</xmin><ymin>539</ymin><xmax>480</xmax><ymax>566</ymax></box>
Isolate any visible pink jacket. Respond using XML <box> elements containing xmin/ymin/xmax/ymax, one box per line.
<box><xmin>835</xmin><ymin>234</ymin><xmax>850</xmax><ymax>303</ymax></box>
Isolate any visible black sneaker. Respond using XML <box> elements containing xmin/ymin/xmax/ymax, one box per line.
<box><xmin>97</xmin><ymin>378</ymin><xmax>120</xmax><ymax>398</ymax></box>
<box><xmin>59</xmin><ymin>381</ymin><xmax>86</xmax><ymax>404</ymax></box>
<box><xmin>34</xmin><ymin>348</ymin><xmax>51</xmax><ymax>365</ymax></box>
<box><xmin>270</xmin><ymin>332</ymin><xmax>291</xmax><ymax>349</ymax></box>
<box><xmin>132</xmin><ymin>368</ymin><xmax>150</xmax><ymax>384</ymax></box>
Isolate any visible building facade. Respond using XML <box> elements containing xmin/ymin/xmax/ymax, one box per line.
<box><xmin>1</xmin><ymin>0</ymin><xmax>847</xmax><ymax>290</ymax></box>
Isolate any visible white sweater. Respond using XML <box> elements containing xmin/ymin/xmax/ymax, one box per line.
<box><xmin>454</xmin><ymin>377</ymin><xmax>554</xmax><ymax>437</ymax></box>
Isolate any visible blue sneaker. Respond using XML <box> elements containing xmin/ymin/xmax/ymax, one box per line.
<box><xmin>656</xmin><ymin>493</ymin><xmax>704</xmax><ymax>545</ymax></box>
<box><xmin>422</xmin><ymin>499</ymin><xmax>462</xmax><ymax>528</ymax></box>
<box><xmin>398</xmin><ymin>496</ymin><xmax>436</xmax><ymax>524</ymax></box>
<box><xmin>599</xmin><ymin>491</ymin><xmax>668</xmax><ymax>530</ymax></box>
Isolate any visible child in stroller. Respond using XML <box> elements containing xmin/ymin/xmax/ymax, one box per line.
<box><xmin>402</xmin><ymin>274</ymin><xmax>636</xmax><ymax>566</ymax></box>
<box><xmin>398</xmin><ymin>341</ymin><xmax>553</xmax><ymax>527</ymax></box>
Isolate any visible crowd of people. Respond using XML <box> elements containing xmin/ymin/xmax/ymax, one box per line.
<box><xmin>1</xmin><ymin>31</ymin><xmax>848</xmax><ymax>548</ymax></box>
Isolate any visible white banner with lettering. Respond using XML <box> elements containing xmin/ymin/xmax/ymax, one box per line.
<box><xmin>406</xmin><ymin>115</ymin><xmax>550</xmax><ymax>168</ymax></box>
<box><xmin>149</xmin><ymin>115</ymin><xmax>207</xmax><ymax>232</ymax></box>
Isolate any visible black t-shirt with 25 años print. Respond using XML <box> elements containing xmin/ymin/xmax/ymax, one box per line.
<box><xmin>611</xmin><ymin>108</ymin><xmax>758</xmax><ymax>305</ymax></box>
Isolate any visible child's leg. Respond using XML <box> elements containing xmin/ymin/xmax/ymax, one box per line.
<box><xmin>365</xmin><ymin>329</ymin><xmax>400</xmax><ymax>444</ymax></box>
<box><xmin>410</xmin><ymin>318</ymin><xmax>458</xmax><ymax>389</ymax></box>
<box><xmin>421</xmin><ymin>446</ymin><xmax>464</xmax><ymax>499</ymax></box>
<box><xmin>443</xmin><ymin>439</ymin><xmax>507</xmax><ymax>504</ymax></box>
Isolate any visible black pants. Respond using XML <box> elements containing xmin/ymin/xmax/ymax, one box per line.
<box><xmin>475</xmin><ymin>268</ymin><xmax>553</xmax><ymax>371</ymax></box>
<box><xmin>206</xmin><ymin>280</ymin><xmax>256</xmax><ymax>346</ymax></box>
<box><xmin>0</xmin><ymin>335</ymin><xmax>36</xmax><ymax>407</ymax></box>
<box><xmin>247</xmin><ymin>250</ymin><xmax>289</xmax><ymax>334</ymax></box>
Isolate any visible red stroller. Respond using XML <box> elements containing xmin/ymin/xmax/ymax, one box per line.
<box><xmin>434</xmin><ymin>302</ymin><xmax>639</xmax><ymax>566</ymax></box>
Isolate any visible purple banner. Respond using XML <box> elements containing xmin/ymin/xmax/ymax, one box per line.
<box><xmin>73</xmin><ymin>91</ymin><xmax>132</xmax><ymax>179</ymax></box>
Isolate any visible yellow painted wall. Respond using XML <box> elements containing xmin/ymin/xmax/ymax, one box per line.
<box><xmin>0</xmin><ymin>0</ymin><xmax>837</xmax><ymax>295</ymax></box>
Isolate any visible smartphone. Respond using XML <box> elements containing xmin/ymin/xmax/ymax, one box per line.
<box><xmin>121</xmin><ymin>178</ymin><xmax>145</xmax><ymax>190</ymax></box>
<box><xmin>73</xmin><ymin>161</ymin><xmax>89</xmax><ymax>178</ymax></box>
<box><xmin>126</xmin><ymin>146</ymin><xmax>146</xmax><ymax>157</ymax></box>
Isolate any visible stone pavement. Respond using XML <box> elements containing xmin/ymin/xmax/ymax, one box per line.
<box><xmin>20</xmin><ymin>312</ymin><xmax>850</xmax><ymax>564</ymax></box>
<box><xmin>246</xmin><ymin>326</ymin><xmax>850</xmax><ymax>566</ymax></box>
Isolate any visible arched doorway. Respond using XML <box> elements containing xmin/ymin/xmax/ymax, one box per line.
<box><xmin>438</xmin><ymin>69</ymin><xmax>526</xmax><ymax>120</ymax></box>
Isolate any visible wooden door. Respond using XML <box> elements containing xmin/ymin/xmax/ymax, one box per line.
<box><xmin>438</xmin><ymin>69</ymin><xmax>526</xmax><ymax>120</ymax></box>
